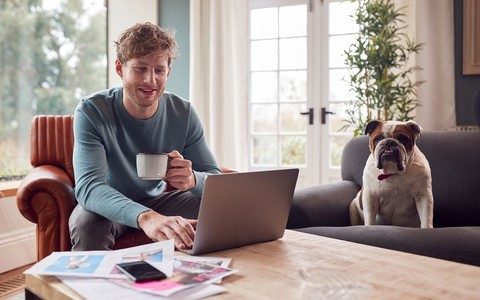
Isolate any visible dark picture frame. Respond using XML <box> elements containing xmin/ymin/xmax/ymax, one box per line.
<box><xmin>463</xmin><ymin>0</ymin><xmax>480</xmax><ymax>75</ymax></box>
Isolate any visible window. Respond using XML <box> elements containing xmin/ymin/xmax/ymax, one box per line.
<box><xmin>249</xmin><ymin>0</ymin><xmax>358</xmax><ymax>185</ymax></box>
<box><xmin>0</xmin><ymin>0</ymin><xmax>107</xmax><ymax>181</ymax></box>
<box><xmin>249</xmin><ymin>3</ymin><xmax>308</xmax><ymax>168</ymax></box>
<box><xmin>326</xmin><ymin>0</ymin><xmax>358</xmax><ymax>168</ymax></box>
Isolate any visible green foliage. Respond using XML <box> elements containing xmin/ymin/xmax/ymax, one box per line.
<box><xmin>0</xmin><ymin>0</ymin><xmax>106</xmax><ymax>179</ymax></box>
<box><xmin>342</xmin><ymin>0</ymin><xmax>424</xmax><ymax>136</ymax></box>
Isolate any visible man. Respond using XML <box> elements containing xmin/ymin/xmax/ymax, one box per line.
<box><xmin>69</xmin><ymin>22</ymin><xmax>220</xmax><ymax>251</ymax></box>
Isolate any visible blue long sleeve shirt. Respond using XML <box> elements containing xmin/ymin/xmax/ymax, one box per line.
<box><xmin>73</xmin><ymin>87</ymin><xmax>220</xmax><ymax>228</ymax></box>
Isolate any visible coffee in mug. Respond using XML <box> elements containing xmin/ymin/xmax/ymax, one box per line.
<box><xmin>136</xmin><ymin>153</ymin><xmax>169</xmax><ymax>180</ymax></box>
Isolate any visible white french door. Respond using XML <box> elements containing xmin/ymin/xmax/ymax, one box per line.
<box><xmin>248</xmin><ymin>0</ymin><xmax>357</xmax><ymax>188</ymax></box>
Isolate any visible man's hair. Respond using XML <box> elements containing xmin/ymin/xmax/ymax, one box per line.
<box><xmin>115</xmin><ymin>22</ymin><xmax>179</xmax><ymax>65</ymax></box>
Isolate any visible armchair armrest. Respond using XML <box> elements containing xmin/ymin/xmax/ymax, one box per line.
<box><xmin>287</xmin><ymin>181</ymin><xmax>360</xmax><ymax>229</ymax></box>
<box><xmin>16</xmin><ymin>165</ymin><xmax>76</xmax><ymax>260</ymax></box>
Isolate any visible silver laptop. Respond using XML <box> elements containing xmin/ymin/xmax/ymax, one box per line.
<box><xmin>184</xmin><ymin>168</ymin><xmax>299</xmax><ymax>255</ymax></box>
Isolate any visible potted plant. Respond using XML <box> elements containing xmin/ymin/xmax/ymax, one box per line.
<box><xmin>343</xmin><ymin>0</ymin><xmax>424</xmax><ymax>136</ymax></box>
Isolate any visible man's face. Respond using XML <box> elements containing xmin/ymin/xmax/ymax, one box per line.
<box><xmin>116</xmin><ymin>50</ymin><xmax>171</xmax><ymax>119</ymax></box>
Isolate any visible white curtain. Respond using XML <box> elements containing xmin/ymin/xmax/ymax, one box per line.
<box><xmin>189</xmin><ymin>0</ymin><xmax>249</xmax><ymax>171</ymax></box>
<box><xmin>399</xmin><ymin>0</ymin><xmax>457</xmax><ymax>130</ymax></box>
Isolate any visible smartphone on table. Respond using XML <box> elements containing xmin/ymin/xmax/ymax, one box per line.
<box><xmin>116</xmin><ymin>261</ymin><xmax>167</xmax><ymax>283</ymax></box>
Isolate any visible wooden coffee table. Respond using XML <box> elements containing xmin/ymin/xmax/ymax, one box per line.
<box><xmin>26</xmin><ymin>230</ymin><xmax>480</xmax><ymax>299</ymax></box>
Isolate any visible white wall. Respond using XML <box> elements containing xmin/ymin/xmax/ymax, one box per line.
<box><xmin>0</xmin><ymin>195</ymin><xmax>36</xmax><ymax>273</ymax></box>
<box><xmin>107</xmin><ymin>0</ymin><xmax>159</xmax><ymax>88</ymax></box>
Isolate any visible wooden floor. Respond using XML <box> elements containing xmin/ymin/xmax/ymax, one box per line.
<box><xmin>0</xmin><ymin>265</ymin><xmax>30</xmax><ymax>281</ymax></box>
<box><xmin>0</xmin><ymin>264</ymin><xmax>32</xmax><ymax>299</ymax></box>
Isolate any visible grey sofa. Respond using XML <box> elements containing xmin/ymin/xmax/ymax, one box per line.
<box><xmin>287</xmin><ymin>130</ymin><xmax>480</xmax><ymax>267</ymax></box>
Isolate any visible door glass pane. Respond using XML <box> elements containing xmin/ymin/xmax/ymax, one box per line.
<box><xmin>330</xmin><ymin>135</ymin><xmax>352</xmax><ymax>167</ymax></box>
<box><xmin>253</xmin><ymin>136</ymin><xmax>278</xmax><ymax>165</ymax></box>
<box><xmin>251</xmin><ymin>72</ymin><xmax>278</xmax><ymax>103</ymax></box>
<box><xmin>251</xmin><ymin>40</ymin><xmax>278</xmax><ymax>71</ymax></box>
<box><xmin>280</xmin><ymin>103</ymin><xmax>307</xmax><ymax>133</ymax></box>
<box><xmin>329</xmin><ymin>34</ymin><xmax>356</xmax><ymax>68</ymax></box>
<box><xmin>281</xmin><ymin>136</ymin><xmax>306</xmax><ymax>165</ymax></box>
<box><xmin>279</xmin><ymin>5</ymin><xmax>307</xmax><ymax>37</ymax></box>
<box><xmin>251</xmin><ymin>7</ymin><xmax>278</xmax><ymax>39</ymax></box>
<box><xmin>329</xmin><ymin>69</ymin><xmax>355</xmax><ymax>102</ymax></box>
<box><xmin>279</xmin><ymin>70</ymin><xmax>306</xmax><ymax>102</ymax></box>
<box><xmin>329</xmin><ymin>1</ymin><xmax>358</xmax><ymax>35</ymax></box>
<box><xmin>280</xmin><ymin>37</ymin><xmax>306</xmax><ymax>69</ymax></box>
<box><xmin>252</xmin><ymin>104</ymin><xmax>278</xmax><ymax>133</ymax></box>
<box><xmin>329</xmin><ymin>103</ymin><xmax>353</xmax><ymax>133</ymax></box>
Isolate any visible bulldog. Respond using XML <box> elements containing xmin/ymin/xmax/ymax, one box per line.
<box><xmin>349</xmin><ymin>120</ymin><xmax>434</xmax><ymax>228</ymax></box>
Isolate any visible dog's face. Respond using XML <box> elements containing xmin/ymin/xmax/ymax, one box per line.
<box><xmin>365</xmin><ymin>120</ymin><xmax>422</xmax><ymax>175</ymax></box>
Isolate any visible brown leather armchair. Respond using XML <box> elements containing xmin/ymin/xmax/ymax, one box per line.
<box><xmin>17</xmin><ymin>115</ymin><xmax>233</xmax><ymax>261</ymax></box>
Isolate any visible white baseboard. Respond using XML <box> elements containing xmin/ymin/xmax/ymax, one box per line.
<box><xmin>0</xmin><ymin>227</ymin><xmax>36</xmax><ymax>273</ymax></box>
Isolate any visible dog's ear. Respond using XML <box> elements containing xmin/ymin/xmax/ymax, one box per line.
<box><xmin>406</xmin><ymin>120</ymin><xmax>423</xmax><ymax>138</ymax></box>
<box><xmin>365</xmin><ymin>120</ymin><xmax>381</xmax><ymax>136</ymax></box>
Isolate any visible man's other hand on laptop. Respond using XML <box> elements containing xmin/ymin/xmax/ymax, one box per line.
<box><xmin>138</xmin><ymin>210</ymin><xmax>197</xmax><ymax>250</ymax></box>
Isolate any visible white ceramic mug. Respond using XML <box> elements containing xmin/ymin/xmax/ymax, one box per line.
<box><xmin>136</xmin><ymin>153</ymin><xmax>169</xmax><ymax>180</ymax></box>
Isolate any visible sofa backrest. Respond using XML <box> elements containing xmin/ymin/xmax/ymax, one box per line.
<box><xmin>341</xmin><ymin>131</ymin><xmax>480</xmax><ymax>227</ymax></box>
<box><xmin>340</xmin><ymin>136</ymin><xmax>369</xmax><ymax>186</ymax></box>
<box><xmin>30</xmin><ymin>115</ymin><xmax>75</xmax><ymax>182</ymax></box>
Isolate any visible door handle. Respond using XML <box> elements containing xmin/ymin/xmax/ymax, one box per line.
<box><xmin>300</xmin><ymin>108</ymin><xmax>314</xmax><ymax>125</ymax></box>
<box><xmin>321</xmin><ymin>107</ymin><xmax>335</xmax><ymax>124</ymax></box>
